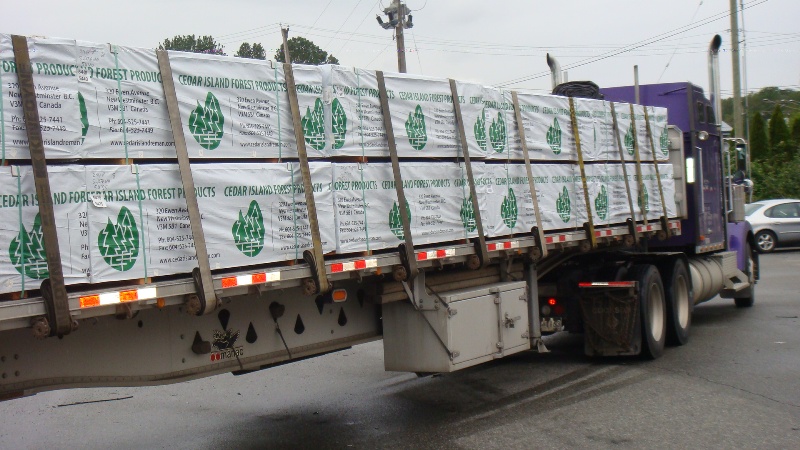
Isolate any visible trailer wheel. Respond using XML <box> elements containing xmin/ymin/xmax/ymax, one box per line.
<box><xmin>627</xmin><ymin>264</ymin><xmax>666</xmax><ymax>359</ymax></box>
<box><xmin>735</xmin><ymin>242</ymin><xmax>756</xmax><ymax>308</ymax></box>
<box><xmin>660</xmin><ymin>259</ymin><xmax>692</xmax><ymax>346</ymax></box>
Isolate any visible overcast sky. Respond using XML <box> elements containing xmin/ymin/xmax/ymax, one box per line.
<box><xmin>4</xmin><ymin>0</ymin><xmax>798</xmax><ymax>98</ymax></box>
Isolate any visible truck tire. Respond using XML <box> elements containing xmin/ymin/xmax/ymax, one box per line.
<box><xmin>627</xmin><ymin>264</ymin><xmax>666</xmax><ymax>359</ymax></box>
<box><xmin>660</xmin><ymin>259</ymin><xmax>692</xmax><ymax>346</ymax></box>
<box><xmin>735</xmin><ymin>242</ymin><xmax>756</xmax><ymax>308</ymax></box>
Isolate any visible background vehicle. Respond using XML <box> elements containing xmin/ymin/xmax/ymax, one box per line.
<box><xmin>0</xmin><ymin>33</ymin><xmax>756</xmax><ymax>400</ymax></box>
<box><xmin>746</xmin><ymin>199</ymin><xmax>800</xmax><ymax>252</ymax></box>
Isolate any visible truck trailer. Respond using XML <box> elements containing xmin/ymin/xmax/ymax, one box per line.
<box><xmin>0</xmin><ymin>33</ymin><xmax>756</xmax><ymax>399</ymax></box>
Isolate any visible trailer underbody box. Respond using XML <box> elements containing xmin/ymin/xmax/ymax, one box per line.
<box><xmin>382</xmin><ymin>281</ymin><xmax>530</xmax><ymax>373</ymax></box>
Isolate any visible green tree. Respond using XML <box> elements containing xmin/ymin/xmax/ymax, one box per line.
<box><xmin>769</xmin><ymin>105</ymin><xmax>793</xmax><ymax>162</ymax></box>
<box><xmin>751</xmin><ymin>154</ymin><xmax>800</xmax><ymax>201</ymax></box>
<box><xmin>235</xmin><ymin>42</ymin><xmax>266</xmax><ymax>60</ymax></box>
<box><xmin>748</xmin><ymin>112</ymin><xmax>769</xmax><ymax>161</ymax></box>
<box><xmin>790</xmin><ymin>113</ymin><xmax>800</xmax><ymax>144</ymax></box>
<box><xmin>274</xmin><ymin>36</ymin><xmax>339</xmax><ymax>65</ymax></box>
<box><xmin>159</xmin><ymin>35</ymin><xmax>225</xmax><ymax>55</ymax></box>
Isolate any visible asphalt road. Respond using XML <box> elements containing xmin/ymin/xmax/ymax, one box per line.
<box><xmin>1</xmin><ymin>251</ymin><xmax>798</xmax><ymax>449</ymax></box>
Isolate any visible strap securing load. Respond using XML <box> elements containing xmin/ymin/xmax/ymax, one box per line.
<box><xmin>569</xmin><ymin>97</ymin><xmax>596</xmax><ymax>249</ymax></box>
<box><xmin>156</xmin><ymin>50</ymin><xmax>218</xmax><ymax>314</ymax></box>
<box><xmin>12</xmin><ymin>35</ymin><xmax>73</xmax><ymax>336</ymax></box>
<box><xmin>511</xmin><ymin>91</ymin><xmax>547</xmax><ymax>258</ymax></box>
<box><xmin>283</xmin><ymin>63</ymin><xmax>330</xmax><ymax>295</ymax></box>
<box><xmin>448</xmin><ymin>79</ymin><xmax>488</xmax><ymax>267</ymax></box>
<box><xmin>643</xmin><ymin>107</ymin><xmax>670</xmax><ymax>234</ymax></box>
<box><xmin>376</xmin><ymin>71</ymin><xmax>417</xmax><ymax>281</ymax></box>
<box><xmin>610</xmin><ymin>102</ymin><xmax>640</xmax><ymax>243</ymax></box>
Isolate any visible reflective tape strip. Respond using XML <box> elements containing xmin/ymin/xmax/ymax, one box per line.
<box><xmin>669</xmin><ymin>221</ymin><xmax>681</xmax><ymax>229</ymax></box>
<box><xmin>79</xmin><ymin>287</ymin><xmax>158</xmax><ymax>309</ymax></box>
<box><xmin>636</xmin><ymin>225</ymin><xmax>655</xmax><ymax>232</ymax></box>
<box><xmin>221</xmin><ymin>271</ymin><xmax>281</xmax><ymax>289</ymax></box>
<box><xmin>417</xmin><ymin>248</ymin><xmax>456</xmax><ymax>261</ymax></box>
<box><xmin>487</xmin><ymin>241</ymin><xmax>520</xmax><ymax>251</ymax></box>
<box><xmin>330</xmin><ymin>259</ymin><xmax>378</xmax><ymax>273</ymax></box>
<box><xmin>595</xmin><ymin>229</ymin><xmax>613</xmax><ymax>237</ymax></box>
<box><xmin>578</xmin><ymin>281</ymin><xmax>636</xmax><ymax>288</ymax></box>
<box><xmin>545</xmin><ymin>235</ymin><xmax>568</xmax><ymax>244</ymax></box>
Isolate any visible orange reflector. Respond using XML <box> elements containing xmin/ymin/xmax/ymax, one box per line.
<box><xmin>252</xmin><ymin>273</ymin><xmax>267</xmax><ymax>283</ymax></box>
<box><xmin>119</xmin><ymin>290</ymin><xmax>138</xmax><ymax>302</ymax></box>
<box><xmin>548</xmin><ymin>298</ymin><xmax>557</xmax><ymax>306</ymax></box>
<box><xmin>80</xmin><ymin>295</ymin><xmax>100</xmax><ymax>308</ymax></box>
<box><xmin>157</xmin><ymin>298</ymin><xmax>166</xmax><ymax>309</ymax></box>
<box><xmin>332</xmin><ymin>289</ymin><xmax>347</xmax><ymax>302</ymax></box>
<box><xmin>221</xmin><ymin>277</ymin><xmax>237</xmax><ymax>288</ymax></box>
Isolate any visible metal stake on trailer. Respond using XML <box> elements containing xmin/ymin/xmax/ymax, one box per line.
<box><xmin>628</xmin><ymin>103</ymin><xmax>649</xmax><ymax>230</ymax></box>
<box><xmin>11</xmin><ymin>35</ymin><xmax>73</xmax><ymax>336</ymax></box>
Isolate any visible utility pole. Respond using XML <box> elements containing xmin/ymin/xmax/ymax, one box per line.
<box><xmin>729</xmin><ymin>0</ymin><xmax>744</xmax><ymax>138</ymax></box>
<box><xmin>739</xmin><ymin>0</ymin><xmax>750</xmax><ymax>145</ymax></box>
<box><xmin>281</xmin><ymin>26</ymin><xmax>292</xmax><ymax>64</ymax></box>
<box><xmin>377</xmin><ymin>0</ymin><xmax>414</xmax><ymax>73</ymax></box>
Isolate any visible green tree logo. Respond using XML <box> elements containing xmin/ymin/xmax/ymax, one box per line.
<box><xmin>405</xmin><ymin>105</ymin><xmax>427</xmax><ymax>150</ymax></box>
<box><xmin>624</xmin><ymin>122</ymin><xmax>635</xmax><ymax>156</ymax></box>
<box><xmin>389</xmin><ymin>200</ymin><xmax>411</xmax><ymax>239</ymax></box>
<box><xmin>595</xmin><ymin>185</ymin><xmax>608</xmax><ymax>220</ymax></box>
<box><xmin>659</xmin><ymin>127</ymin><xmax>669</xmax><ymax>156</ymax></box>
<box><xmin>98</xmin><ymin>206</ymin><xmax>140</xmax><ymax>272</ymax></box>
<box><xmin>547</xmin><ymin>118</ymin><xmax>562</xmax><ymax>154</ymax></box>
<box><xmin>189</xmin><ymin>92</ymin><xmax>224</xmax><ymax>150</ymax></box>
<box><xmin>556</xmin><ymin>186</ymin><xmax>571</xmax><ymax>223</ymax></box>
<box><xmin>78</xmin><ymin>92</ymin><xmax>89</xmax><ymax>144</ymax></box>
<box><xmin>489</xmin><ymin>112</ymin><xmax>507</xmax><ymax>153</ymax></box>
<box><xmin>9</xmin><ymin>213</ymin><xmax>49</xmax><ymax>280</ymax></box>
<box><xmin>474</xmin><ymin>108</ymin><xmax>487</xmax><ymax>152</ymax></box>
<box><xmin>501</xmin><ymin>188</ymin><xmax>518</xmax><ymax>228</ymax></box>
<box><xmin>232</xmin><ymin>200</ymin><xmax>265</xmax><ymax>257</ymax></box>
<box><xmin>302</xmin><ymin>98</ymin><xmax>326</xmax><ymax>151</ymax></box>
<box><xmin>331</xmin><ymin>98</ymin><xmax>347</xmax><ymax>150</ymax></box>
<box><xmin>460</xmin><ymin>198</ymin><xmax>477</xmax><ymax>232</ymax></box>
<box><xmin>638</xmin><ymin>184</ymin><xmax>650</xmax><ymax>213</ymax></box>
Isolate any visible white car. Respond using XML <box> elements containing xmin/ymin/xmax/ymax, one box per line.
<box><xmin>745</xmin><ymin>199</ymin><xmax>800</xmax><ymax>253</ymax></box>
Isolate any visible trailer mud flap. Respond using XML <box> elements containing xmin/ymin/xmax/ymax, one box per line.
<box><xmin>578</xmin><ymin>284</ymin><xmax>640</xmax><ymax>356</ymax></box>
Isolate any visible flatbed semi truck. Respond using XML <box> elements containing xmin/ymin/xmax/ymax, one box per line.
<box><xmin>0</xmin><ymin>33</ymin><xmax>756</xmax><ymax>399</ymax></box>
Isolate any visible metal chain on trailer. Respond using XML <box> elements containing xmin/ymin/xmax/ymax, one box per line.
<box><xmin>282</xmin><ymin>63</ymin><xmax>331</xmax><ymax>295</ymax></box>
<box><xmin>376</xmin><ymin>71</ymin><xmax>417</xmax><ymax>281</ymax></box>
<box><xmin>11</xmin><ymin>35</ymin><xmax>73</xmax><ymax>336</ymax></box>
<box><xmin>448</xmin><ymin>79</ymin><xmax>489</xmax><ymax>268</ymax></box>
<box><xmin>610</xmin><ymin>102</ymin><xmax>640</xmax><ymax>242</ymax></box>
<box><xmin>568</xmin><ymin>97</ymin><xmax>597</xmax><ymax>249</ymax></box>
<box><xmin>643</xmin><ymin>107</ymin><xmax>671</xmax><ymax>235</ymax></box>
<box><xmin>156</xmin><ymin>50</ymin><xmax>219</xmax><ymax>315</ymax></box>
<box><xmin>510</xmin><ymin>91</ymin><xmax>548</xmax><ymax>258</ymax></box>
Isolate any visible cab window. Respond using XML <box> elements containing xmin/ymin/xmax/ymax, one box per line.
<box><xmin>696</xmin><ymin>101</ymin><xmax>706</xmax><ymax>124</ymax></box>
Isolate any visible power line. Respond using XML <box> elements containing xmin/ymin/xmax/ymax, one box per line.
<box><xmin>658</xmin><ymin>0</ymin><xmax>705</xmax><ymax>82</ymax></box>
<box><xmin>324</xmin><ymin>0</ymin><xmax>367</xmax><ymax>49</ymax></box>
<box><xmin>497</xmin><ymin>0</ymin><xmax>770</xmax><ymax>87</ymax></box>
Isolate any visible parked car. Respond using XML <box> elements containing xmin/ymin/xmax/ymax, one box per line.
<box><xmin>745</xmin><ymin>199</ymin><xmax>800</xmax><ymax>253</ymax></box>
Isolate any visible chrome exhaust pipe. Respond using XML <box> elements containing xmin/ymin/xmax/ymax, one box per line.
<box><xmin>546</xmin><ymin>53</ymin><xmax>563</xmax><ymax>90</ymax></box>
<box><xmin>708</xmin><ymin>35</ymin><xmax>722</xmax><ymax>128</ymax></box>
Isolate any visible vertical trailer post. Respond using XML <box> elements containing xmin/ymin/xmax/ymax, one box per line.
<box><xmin>282</xmin><ymin>63</ymin><xmax>330</xmax><ymax>295</ymax></box>
<box><xmin>11</xmin><ymin>35</ymin><xmax>73</xmax><ymax>336</ymax></box>
<box><xmin>376</xmin><ymin>72</ymin><xmax>417</xmax><ymax>281</ymax></box>
<box><xmin>449</xmin><ymin>79</ymin><xmax>489</xmax><ymax>267</ymax></box>
<box><xmin>156</xmin><ymin>50</ymin><xmax>219</xmax><ymax>314</ymax></box>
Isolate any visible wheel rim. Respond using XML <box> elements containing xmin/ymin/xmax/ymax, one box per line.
<box><xmin>648</xmin><ymin>281</ymin><xmax>665</xmax><ymax>342</ymax></box>
<box><xmin>675</xmin><ymin>275</ymin><xmax>690</xmax><ymax>329</ymax></box>
<box><xmin>757</xmin><ymin>233</ymin><xmax>774</xmax><ymax>251</ymax></box>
